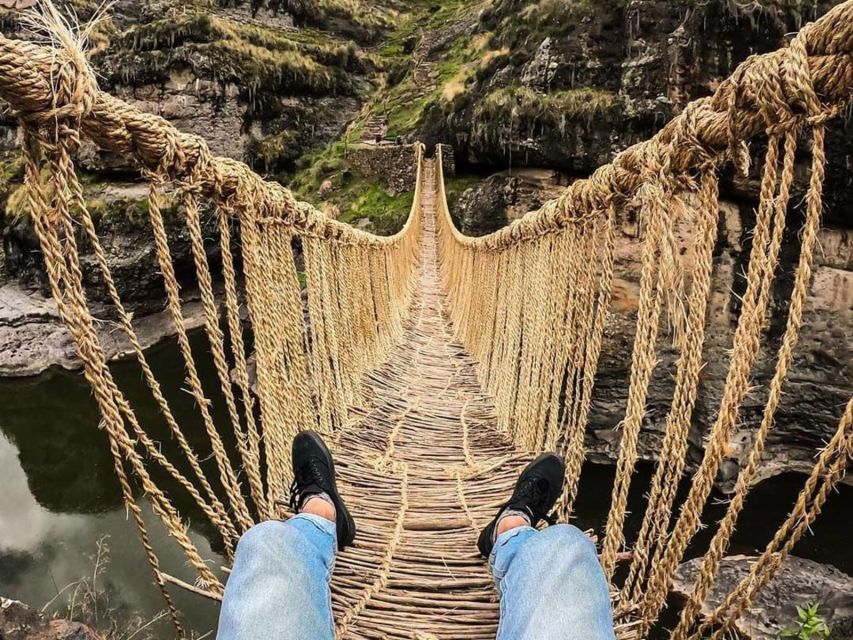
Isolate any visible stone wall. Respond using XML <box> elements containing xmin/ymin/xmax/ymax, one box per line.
<box><xmin>347</xmin><ymin>143</ymin><xmax>421</xmax><ymax>195</ymax></box>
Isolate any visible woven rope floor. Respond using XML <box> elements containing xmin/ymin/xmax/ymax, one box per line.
<box><xmin>329</xmin><ymin>160</ymin><xmax>531</xmax><ymax>638</ymax></box>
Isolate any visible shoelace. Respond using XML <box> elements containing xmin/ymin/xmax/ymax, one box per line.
<box><xmin>288</xmin><ymin>457</ymin><xmax>328</xmax><ymax>512</ymax></box>
<box><xmin>515</xmin><ymin>478</ymin><xmax>557</xmax><ymax>525</ymax></box>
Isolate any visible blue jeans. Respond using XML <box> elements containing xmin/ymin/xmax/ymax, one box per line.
<box><xmin>490</xmin><ymin>524</ymin><xmax>615</xmax><ymax>639</ymax></box>
<box><xmin>217</xmin><ymin>519</ymin><xmax>614</xmax><ymax>639</ymax></box>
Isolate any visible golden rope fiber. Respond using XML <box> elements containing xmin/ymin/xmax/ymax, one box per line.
<box><xmin>541</xmin><ymin>229</ymin><xmax>581</xmax><ymax>454</ymax></box>
<box><xmin>181</xmin><ymin>179</ymin><xmax>266</xmax><ymax>524</ymax></box>
<box><xmin>621</xmin><ymin>168</ymin><xmax>720</xmax><ymax>603</ymax></box>
<box><xmin>670</xmin><ymin>50</ymin><xmax>829</xmax><ymax>637</ymax></box>
<box><xmin>335</xmin><ymin>463</ymin><xmax>409</xmax><ymax>636</ymax></box>
<box><xmin>3</xmin><ymin>3</ymin><xmax>853</xmax><ymax>636</ymax></box>
<box><xmin>217</xmin><ymin>205</ymin><xmax>270</xmax><ymax>520</ymax></box>
<box><xmin>562</xmin><ymin>221</ymin><xmax>602</xmax><ymax>446</ymax></box>
<box><xmin>21</xmin><ymin>130</ymin><xmax>189</xmax><ymax>634</ymax></box>
<box><xmin>20</xmin><ymin>120</ymin><xmax>222</xmax><ymax>596</ymax></box>
<box><xmin>305</xmin><ymin>236</ymin><xmax>345</xmax><ymax>435</ymax></box>
<box><xmin>146</xmin><ymin>174</ymin><xmax>254</xmax><ymax>532</ymax></box>
<box><xmin>638</xmin><ymin>38</ymin><xmax>830</xmax><ymax>627</ymax></box>
<box><xmin>599</xmin><ymin>181</ymin><xmax>667</xmax><ymax>579</ymax></box>
<box><xmin>695</xmin><ymin>397</ymin><xmax>853</xmax><ymax>640</ymax></box>
<box><xmin>560</xmin><ymin>210</ymin><xmax>615</xmax><ymax>517</ymax></box>
<box><xmin>432</xmin><ymin>5</ymin><xmax>851</xmax><ymax>632</ymax></box>
<box><xmin>636</xmin><ymin>133</ymin><xmax>788</xmax><ymax>634</ymax></box>
<box><xmin>60</xmin><ymin>134</ymin><xmax>241</xmax><ymax>549</ymax></box>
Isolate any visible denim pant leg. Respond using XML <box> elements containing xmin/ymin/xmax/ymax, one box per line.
<box><xmin>217</xmin><ymin>514</ymin><xmax>337</xmax><ymax>640</ymax></box>
<box><xmin>489</xmin><ymin>524</ymin><xmax>615</xmax><ymax>640</ymax></box>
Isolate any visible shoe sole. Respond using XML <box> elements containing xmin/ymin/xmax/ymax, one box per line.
<box><xmin>299</xmin><ymin>431</ymin><xmax>357</xmax><ymax>551</ymax></box>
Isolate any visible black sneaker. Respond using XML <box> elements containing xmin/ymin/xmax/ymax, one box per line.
<box><xmin>477</xmin><ymin>452</ymin><xmax>566</xmax><ymax>558</ymax></box>
<box><xmin>289</xmin><ymin>430</ymin><xmax>356</xmax><ymax>550</ymax></box>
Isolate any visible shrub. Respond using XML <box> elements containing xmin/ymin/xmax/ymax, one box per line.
<box><xmin>779</xmin><ymin>603</ymin><xmax>832</xmax><ymax>640</ymax></box>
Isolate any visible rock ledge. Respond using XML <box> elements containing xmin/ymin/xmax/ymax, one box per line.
<box><xmin>672</xmin><ymin>554</ymin><xmax>853</xmax><ymax>640</ymax></box>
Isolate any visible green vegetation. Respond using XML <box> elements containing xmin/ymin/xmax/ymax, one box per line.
<box><xmin>42</xmin><ymin>536</ymin><xmax>197</xmax><ymax>640</ymax></box>
<box><xmin>4</xmin><ymin>173</ymin><xmax>178</xmax><ymax>226</ymax></box>
<box><xmin>384</xmin><ymin>32</ymin><xmax>487</xmax><ymax>138</ymax></box>
<box><xmin>338</xmin><ymin>181</ymin><xmax>414</xmax><ymax>234</ymax></box>
<box><xmin>289</xmin><ymin>141</ymin><xmax>413</xmax><ymax>235</ymax></box>
<box><xmin>103</xmin><ymin>13</ymin><xmax>363</xmax><ymax>96</ymax></box>
<box><xmin>290</xmin><ymin>140</ymin><xmax>349</xmax><ymax>197</ymax></box>
<box><xmin>779</xmin><ymin>604</ymin><xmax>831</xmax><ymax>640</ymax></box>
<box><xmin>83</xmin><ymin>196</ymin><xmax>155</xmax><ymax>226</ymax></box>
<box><xmin>253</xmin><ymin>130</ymin><xmax>301</xmax><ymax>169</ymax></box>
<box><xmin>350</xmin><ymin>0</ymin><xmax>486</xmax><ymax>139</ymax></box>
<box><xmin>443</xmin><ymin>174</ymin><xmax>480</xmax><ymax>208</ymax></box>
<box><xmin>0</xmin><ymin>151</ymin><xmax>22</xmax><ymax>215</ymax></box>
<box><xmin>482</xmin><ymin>0</ymin><xmax>625</xmax><ymax>51</ymax></box>
<box><xmin>286</xmin><ymin>0</ymin><xmax>484</xmax><ymax>233</ymax></box>
<box><xmin>469</xmin><ymin>85</ymin><xmax>623</xmax><ymax>145</ymax></box>
<box><xmin>477</xmin><ymin>85</ymin><xmax>622</xmax><ymax>124</ymax></box>
<box><xmin>277</xmin><ymin>0</ymin><xmax>389</xmax><ymax>43</ymax></box>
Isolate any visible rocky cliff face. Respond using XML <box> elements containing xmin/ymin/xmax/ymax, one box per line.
<box><xmin>419</xmin><ymin>0</ymin><xmax>852</xmax><ymax>225</ymax></box>
<box><xmin>0</xmin><ymin>0</ymin><xmax>387</xmax><ymax>374</ymax></box>
<box><xmin>426</xmin><ymin>0</ymin><xmax>852</xmax><ymax>487</ymax></box>
<box><xmin>0</xmin><ymin>0</ymin><xmax>381</xmax><ymax>288</ymax></box>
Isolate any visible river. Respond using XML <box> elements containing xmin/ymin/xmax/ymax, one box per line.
<box><xmin>0</xmin><ymin>332</ymin><xmax>850</xmax><ymax>637</ymax></box>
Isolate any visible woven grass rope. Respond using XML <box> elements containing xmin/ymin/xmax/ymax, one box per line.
<box><xmin>0</xmin><ymin>1</ymin><xmax>851</xmax><ymax>637</ymax></box>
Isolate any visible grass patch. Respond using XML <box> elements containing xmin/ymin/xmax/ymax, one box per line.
<box><xmin>0</xmin><ymin>151</ymin><xmax>22</xmax><ymax>215</ymax></box>
<box><xmin>103</xmin><ymin>12</ymin><xmax>366</xmax><ymax>96</ymax></box>
<box><xmin>443</xmin><ymin>174</ymin><xmax>480</xmax><ymax>208</ymax></box>
<box><xmin>289</xmin><ymin>139</ymin><xmax>413</xmax><ymax>236</ymax></box>
<box><xmin>278</xmin><ymin>0</ymin><xmax>389</xmax><ymax>43</ymax></box>
<box><xmin>290</xmin><ymin>140</ymin><xmax>350</xmax><ymax>199</ymax></box>
<box><xmin>470</xmin><ymin>85</ymin><xmax>623</xmax><ymax>145</ymax></box>
<box><xmin>482</xmin><ymin>0</ymin><xmax>624</xmax><ymax>50</ymax></box>
<box><xmin>382</xmin><ymin>25</ymin><xmax>487</xmax><ymax>138</ymax></box>
<box><xmin>337</xmin><ymin>180</ymin><xmax>414</xmax><ymax>235</ymax></box>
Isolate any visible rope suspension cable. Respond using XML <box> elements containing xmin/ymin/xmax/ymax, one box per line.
<box><xmin>0</xmin><ymin>1</ymin><xmax>851</xmax><ymax>637</ymax></box>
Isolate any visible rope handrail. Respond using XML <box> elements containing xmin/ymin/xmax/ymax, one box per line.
<box><xmin>431</xmin><ymin>5</ymin><xmax>853</xmax><ymax>639</ymax></box>
<box><xmin>0</xmin><ymin>36</ymin><xmax>424</xmax><ymax>247</ymax></box>
<box><xmin>433</xmin><ymin>0</ymin><xmax>853</xmax><ymax>250</ymax></box>
<box><xmin>2</xmin><ymin>3</ymin><xmax>852</xmax><ymax>639</ymax></box>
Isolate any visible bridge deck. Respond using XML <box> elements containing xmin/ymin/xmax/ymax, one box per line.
<box><xmin>331</xmin><ymin>160</ymin><xmax>528</xmax><ymax>638</ymax></box>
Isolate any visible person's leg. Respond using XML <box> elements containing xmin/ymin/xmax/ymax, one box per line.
<box><xmin>477</xmin><ymin>453</ymin><xmax>615</xmax><ymax>640</ymax></box>
<box><xmin>216</xmin><ymin>513</ymin><xmax>337</xmax><ymax>640</ymax></box>
<box><xmin>217</xmin><ymin>430</ymin><xmax>356</xmax><ymax>640</ymax></box>
<box><xmin>490</xmin><ymin>524</ymin><xmax>615</xmax><ymax>640</ymax></box>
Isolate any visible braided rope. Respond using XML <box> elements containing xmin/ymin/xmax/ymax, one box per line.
<box><xmin>2</xmin><ymin>3</ymin><xmax>852</xmax><ymax>637</ymax></box>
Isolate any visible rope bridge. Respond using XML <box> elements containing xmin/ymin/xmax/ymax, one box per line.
<box><xmin>1</xmin><ymin>2</ymin><xmax>851</xmax><ymax>637</ymax></box>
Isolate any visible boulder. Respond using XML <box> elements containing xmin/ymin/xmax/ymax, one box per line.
<box><xmin>672</xmin><ymin>555</ymin><xmax>853</xmax><ymax>640</ymax></box>
<box><xmin>0</xmin><ymin>283</ymin><xmax>208</xmax><ymax>377</ymax></box>
<box><xmin>0</xmin><ymin>597</ymin><xmax>103</xmax><ymax>640</ymax></box>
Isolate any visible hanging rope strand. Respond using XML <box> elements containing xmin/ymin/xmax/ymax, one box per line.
<box><xmin>2</xmin><ymin>3</ymin><xmax>852</xmax><ymax>636</ymax></box>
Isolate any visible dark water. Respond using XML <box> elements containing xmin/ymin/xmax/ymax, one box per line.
<box><xmin>0</xmin><ymin>333</ymin><xmax>850</xmax><ymax>636</ymax></box>
<box><xmin>0</xmin><ymin>333</ymin><xmax>227</xmax><ymax>637</ymax></box>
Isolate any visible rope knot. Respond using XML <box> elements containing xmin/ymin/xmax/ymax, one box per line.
<box><xmin>15</xmin><ymin>36</ymin><xmax>97</xmax><ymax>145</ymax></box>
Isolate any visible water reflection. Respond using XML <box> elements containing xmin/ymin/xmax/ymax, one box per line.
<box><xmin>0</xmin><ymin>335</ymin><xmax>227</xmax><ymax>636</ymax></box>
<box><xmin>0</xmin><ymin>427</ymin><xmax>221</xmax><ymax>630</ymax></box>
<box><xmin>571</xmin><ymin>459</ymin><xmax>853</xmax><ymax>574</ymax></box>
